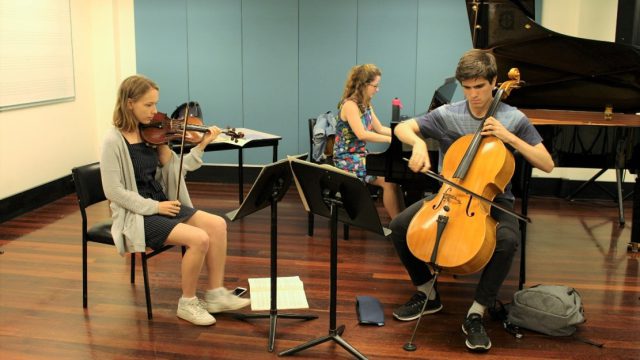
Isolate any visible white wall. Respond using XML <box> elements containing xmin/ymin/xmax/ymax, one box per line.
<box><xmin>0</xmin><ymin>0</ymin><xmax>630</xmax><ymax>201</ymax></box>
<box><xmin>0</xmin><ymin>0</ymin><xmax>136</xmax><ymax>199</ymax></box>
<box><xmin>542</xmin><ymin>0</ymin><xmax>618</xmax><ymax>42</ymax></box>
<box><xmin>536</xmin><ymin>0</ymin><xmax>629</xmax><ymax>182</ymax></box>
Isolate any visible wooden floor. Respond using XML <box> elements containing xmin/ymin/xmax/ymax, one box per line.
<box><xmin>0</xmin><ymin>182</ymin><xmax>638</xmax><ymax>360</ymax></box>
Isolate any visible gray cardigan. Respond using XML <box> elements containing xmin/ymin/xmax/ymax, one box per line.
<box><xmin>100</xmin><ymin>127</ymin><xmax>204</xmax><ymax>255</ymax></box>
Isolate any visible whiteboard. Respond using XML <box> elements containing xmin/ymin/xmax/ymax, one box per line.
<box><xmin>0</xmin><ymin>0</ymin><xmax>75</xmax><ymax>111</ymax></box>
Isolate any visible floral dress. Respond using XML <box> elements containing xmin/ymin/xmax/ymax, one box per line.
<box><xmin>333</xmin><ymin>105</ymin><xmax>375</xmax><ymax>182</ymax></box>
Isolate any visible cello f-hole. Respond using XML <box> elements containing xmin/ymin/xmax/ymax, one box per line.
<box><xmin>465</xmin><ymin>196</ymin><xmax>476</xmax><ymax>217</ymax></box>
<box><xmin>431</xmin><ymin>187</ymin><xmax>452</xmax><ymax>210</ymax></box>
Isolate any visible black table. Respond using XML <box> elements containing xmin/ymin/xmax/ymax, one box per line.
<box><xmin>176</xmin><ymin>128</ymin><xmax>281</xmax><ymax>204</ymax></box>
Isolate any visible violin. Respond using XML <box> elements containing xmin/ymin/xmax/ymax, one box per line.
<box><xmin>406</xmin><ymin>68</ymin><xmax>524</xmax><ymax>275</ymax></box>
<box><xmin>140</xmin><ymin>109</ymin><xmax>245</xmax><ymax>200</ymax></box>
<box><xmin>139</xmin><ymin>112</ymin><xmax>245</xmax><ymax>145</ymax></box>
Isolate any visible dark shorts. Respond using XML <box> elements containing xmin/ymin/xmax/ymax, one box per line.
<box><xmin>144</xmin><ymin>205</ymin><xmax>197</xmax><ymax>250</ymax></box>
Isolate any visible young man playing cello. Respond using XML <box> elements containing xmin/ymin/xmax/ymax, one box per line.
<box><xmin>390</xmin><ymin>49</ymin><xmax>554</xmax><ymax>352</ymax></box>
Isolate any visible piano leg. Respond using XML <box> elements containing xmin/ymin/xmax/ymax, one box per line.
<box><xmin>630</xmin><ymin>175</ymin><xmax>639</xmax><ymax>253</ymax></box>
<box><xmin>567</xmin><ymin>167</ymin><xmax>627</xmax><ymax>227</ymax></box>
<box><xmin>565</xmin><ymin>168</ymin><xmax>608</xmax><ymax>200</ymax></box>
<box><xmin>615</xmin><ymin>168</ymin><xmax>625</xmax><ymax>227</ymax></box>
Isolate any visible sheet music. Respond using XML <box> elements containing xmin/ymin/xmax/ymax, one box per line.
<box><xmin>287</xmin><ymin>156</ymin><xmax>310</xmax><ymax>212</ymax></box>
<box><xmin>248</xmin><ymin>276</ymin><xmax>309</xmax><ymax>311</ymax></box>
<box><xmin>212</xmin><ymin>127</ymin><xmax>280</xmax><ymax>147</ymax></box>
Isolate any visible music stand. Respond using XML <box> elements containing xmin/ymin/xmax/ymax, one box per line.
<box><xmin>226</xmin><ymin>157</ymin><xmax>317</xmax><ymax>352</ymax></box>
<box><xmin>279</xmin><ymin>159</ymin><xmax>389</xmax><ymax>360</ymax></box>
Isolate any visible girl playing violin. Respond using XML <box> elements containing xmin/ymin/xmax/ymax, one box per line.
<box><xmin>100</xmin><ymin>75</ymin><xmax>249</xmax><ymax>326</ymax></box>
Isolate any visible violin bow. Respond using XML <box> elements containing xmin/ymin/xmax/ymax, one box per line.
<box><xmin>174</xmin><ymin>102</ymin><xmax>190</xmax><ymax>200</ymax></box>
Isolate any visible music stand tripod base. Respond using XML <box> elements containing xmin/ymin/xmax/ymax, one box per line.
<box><xmin>280</xmin><ymin>159</ymin><xmax>387</xmax><ymax>360</ymax></box>
<box><xmin>226</xmin><ymin>158</ymin><xmax>317</xmax><ymax>352</ymax></box>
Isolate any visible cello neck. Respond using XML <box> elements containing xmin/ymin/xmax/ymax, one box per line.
<box><xmin>453</xmin><ymin>88</ymin><xmax>505</xmax><ymax>179</ymax></box>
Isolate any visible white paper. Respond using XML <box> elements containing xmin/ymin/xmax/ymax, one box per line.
<box><xmin>248</xmin><ymin>276</ymin><xmax>309</xmax><ymax>311</ymax></box>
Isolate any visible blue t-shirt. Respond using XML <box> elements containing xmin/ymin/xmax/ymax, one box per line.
<box><xmin>416</xmin><ymin>100</ymin><xmax>543</xmax><ymax>200</ymax></box>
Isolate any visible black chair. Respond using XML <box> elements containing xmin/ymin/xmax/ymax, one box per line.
<box><xmin>307</xmin><ymin>117</ymin><xmax>334</xmax><ymax>236</ymax></box>
<box><xmin>511</xmin><ymin>151</ymin><xmax>533</xmax><ymax>290</ymax></box>
<box><xmin>72</xmin><ymin>162</ymin><xmax>181</xmax><ymax>320</ymax></box>
<box><xmin>307</xmin><ymin>117</ymin><xmax>382</xmax><ymax>239</ymax></box>
<box><xmin>308</xmin><ymin>117</ymin><xmax>350</xmax><ymax>238</ymax></box>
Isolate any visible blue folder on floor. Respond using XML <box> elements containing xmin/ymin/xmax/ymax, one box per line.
<box><xmin>356</xmin><ymin>295</ymin><xmax>384</xmax><ymax>326</ymax></box>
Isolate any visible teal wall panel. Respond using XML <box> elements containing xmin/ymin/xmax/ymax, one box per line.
<box><xmin>242</xmin><ymin>0</ymin><xmax>299</xmax><ymax>162</ymax></box>
<box><xmin>416</xmin><ymin>0</ymin><xmax>472</xmax><ymax>116</ymax></box>
<box><xmin>135</xmin><ymin>0</ymin><xmax>477</xmax><ymax>166</ymax></box>
<box><xmin>357</xmin><ymin>0</ymin><xmax>419</xmax><ymax>152</ymax></box>
<box><xmin>134</xmin><ymin>0</ymin><xmax>189</xmax><ymax>113</ymax></box>
<box><xmin>298</xmin><ymin>0</ymin><xmax>357</xmax><ymax>153</ymax></box>
<box><xmin>187</xmin><ymin>0</ymin><xmax>243</xmax><ymax>164</ymax></box>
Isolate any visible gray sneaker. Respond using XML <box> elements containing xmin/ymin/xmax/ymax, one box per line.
<box><xmin>205</xmin><ymin>288</ymin><xmax>251</xmax><ymax>313</ymax></box>
<box><xmin>177</xmin><ymin>297</ymin><xmax>216</xmax><ymax>326</ymax></box>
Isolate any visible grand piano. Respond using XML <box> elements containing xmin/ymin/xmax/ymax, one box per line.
<box><xmin>465</xmin><ymin>0</ymin><xmax>640</xmax><ymax>288</ymax></box>
<box><xmin>369</xmin><ymin>0</ymin><xmax>640</xmax><ymax>286</ymax></box>
<box><xmin>465</xmin><ymin>0</ymin><xmax>639</xmax><ymax>237</ymax></box>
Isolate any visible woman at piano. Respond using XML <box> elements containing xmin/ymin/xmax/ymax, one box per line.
<box><xmin>333</xmin><ymin>64</ymin><xmax>405</xmax><ymax>219</ymax></box>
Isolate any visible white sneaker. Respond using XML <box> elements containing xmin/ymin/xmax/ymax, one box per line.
<box><xmin>177</xmin><ymin>297</ymin><xmax>216</xmax><ymax>326</ymax></box>
<box><xmin>205</xmin><ymin>287</ymin><xmax>251</xmax><ymax>313</ymax></box>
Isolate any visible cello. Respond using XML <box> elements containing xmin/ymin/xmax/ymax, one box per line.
<box><xmin>406</xmin><ymin>68</ymin><xmax>525</xmax><ymax>275</ymax></box>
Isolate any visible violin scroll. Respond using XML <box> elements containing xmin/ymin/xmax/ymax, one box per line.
<box><xmin>222</xmin><ymin>127</ymin><xmax>245</xmax><ymax>143</ymax></box>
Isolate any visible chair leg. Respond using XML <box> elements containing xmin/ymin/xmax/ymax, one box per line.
<box><xmin>307</xmin><ymin>212</ymin><xmax>314</xmax><ymax>236</ymax></box>
<box><xmin>130</xmin><ymin>253</ymin><xmax>136</xmax><ymax>284</ymax></box>
<box><xmin>141</xmin><ymin>253</ymin><xmax>153</xmax><ymax>320</ymax></box>
<box><xmin>83</xmin><ymin>240</ymin><xmax>88</xmax><ymax>308</ymax></box>
<box><xmin>343</xmin><ymin>223</ymin><xmax>349</xmax><ymax>240</ymax></box>
<box><xmin>519</xmin><ymin>222</ymin><xmax>527</xmax><ymax>290</ymax></box>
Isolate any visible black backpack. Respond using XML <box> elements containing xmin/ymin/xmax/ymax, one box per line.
<box><xmin>171</xmin><ymin>101</ymin><xmax>202</xmax><ymax>119</ymax></box>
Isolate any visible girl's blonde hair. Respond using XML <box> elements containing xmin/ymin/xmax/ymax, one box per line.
<box><xmin>113</xmin><ymin>75</ymin><xmax>159</xmax><ymax>132</ymax></box>
<box><xmin>338</xmin><ymin>64</ymin><xmax>381</xmax><ymax>112</ymax></box>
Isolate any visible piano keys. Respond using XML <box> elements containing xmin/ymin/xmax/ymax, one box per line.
<box><xmin>366</xmin><ymin>121</ymin><xmax>442</xmax><ymax>205</ymax></box>
<box><xmin>366</xmin><ymin>77</ymin><xmax>458</xmax><ymax>204</ymax></box>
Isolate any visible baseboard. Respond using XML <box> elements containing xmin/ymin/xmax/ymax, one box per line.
<box><xmin>0</xmin><ymin>175</ymin><xmax>75</xmax><ymax>223</ymax></box>
<box><xmin>185</xmin><ymin>164</ymin><xmax>262</xmax><ymax>183</ymax></box>
<box><xmin>0</xmin><ymin>164</ymin><xmax>263</xmax><ymax>223</ymax></box>
<box><xmin>528</xmin><ymin>177</ymin><xmax>635</xmax><ymax>200</ymax></box>
<box><xmin>0</xmin><ymin>164</ymin><xmax>635</xmax><ymax>223</ymax></box>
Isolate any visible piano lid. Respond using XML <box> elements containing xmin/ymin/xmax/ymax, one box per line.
<box><xmin>466</xmin><ymin>0</ymin><xmax>640</xmax><ymax>113</ymax></box>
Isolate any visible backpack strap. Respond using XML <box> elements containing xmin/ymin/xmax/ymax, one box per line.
<box><xmin>503</xmin><ymin>320</ymin><xmax>524</xmax><ymax>339</ymax></box>
<box><xmin>572</xmin><ymin>335</ymin><xmax>604</xmax><ymax>348</ymax></box>
<box><xmin>490</xmin><ymin>300</ymin><xmax>525</xmax><ymax>339</ymax></box>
